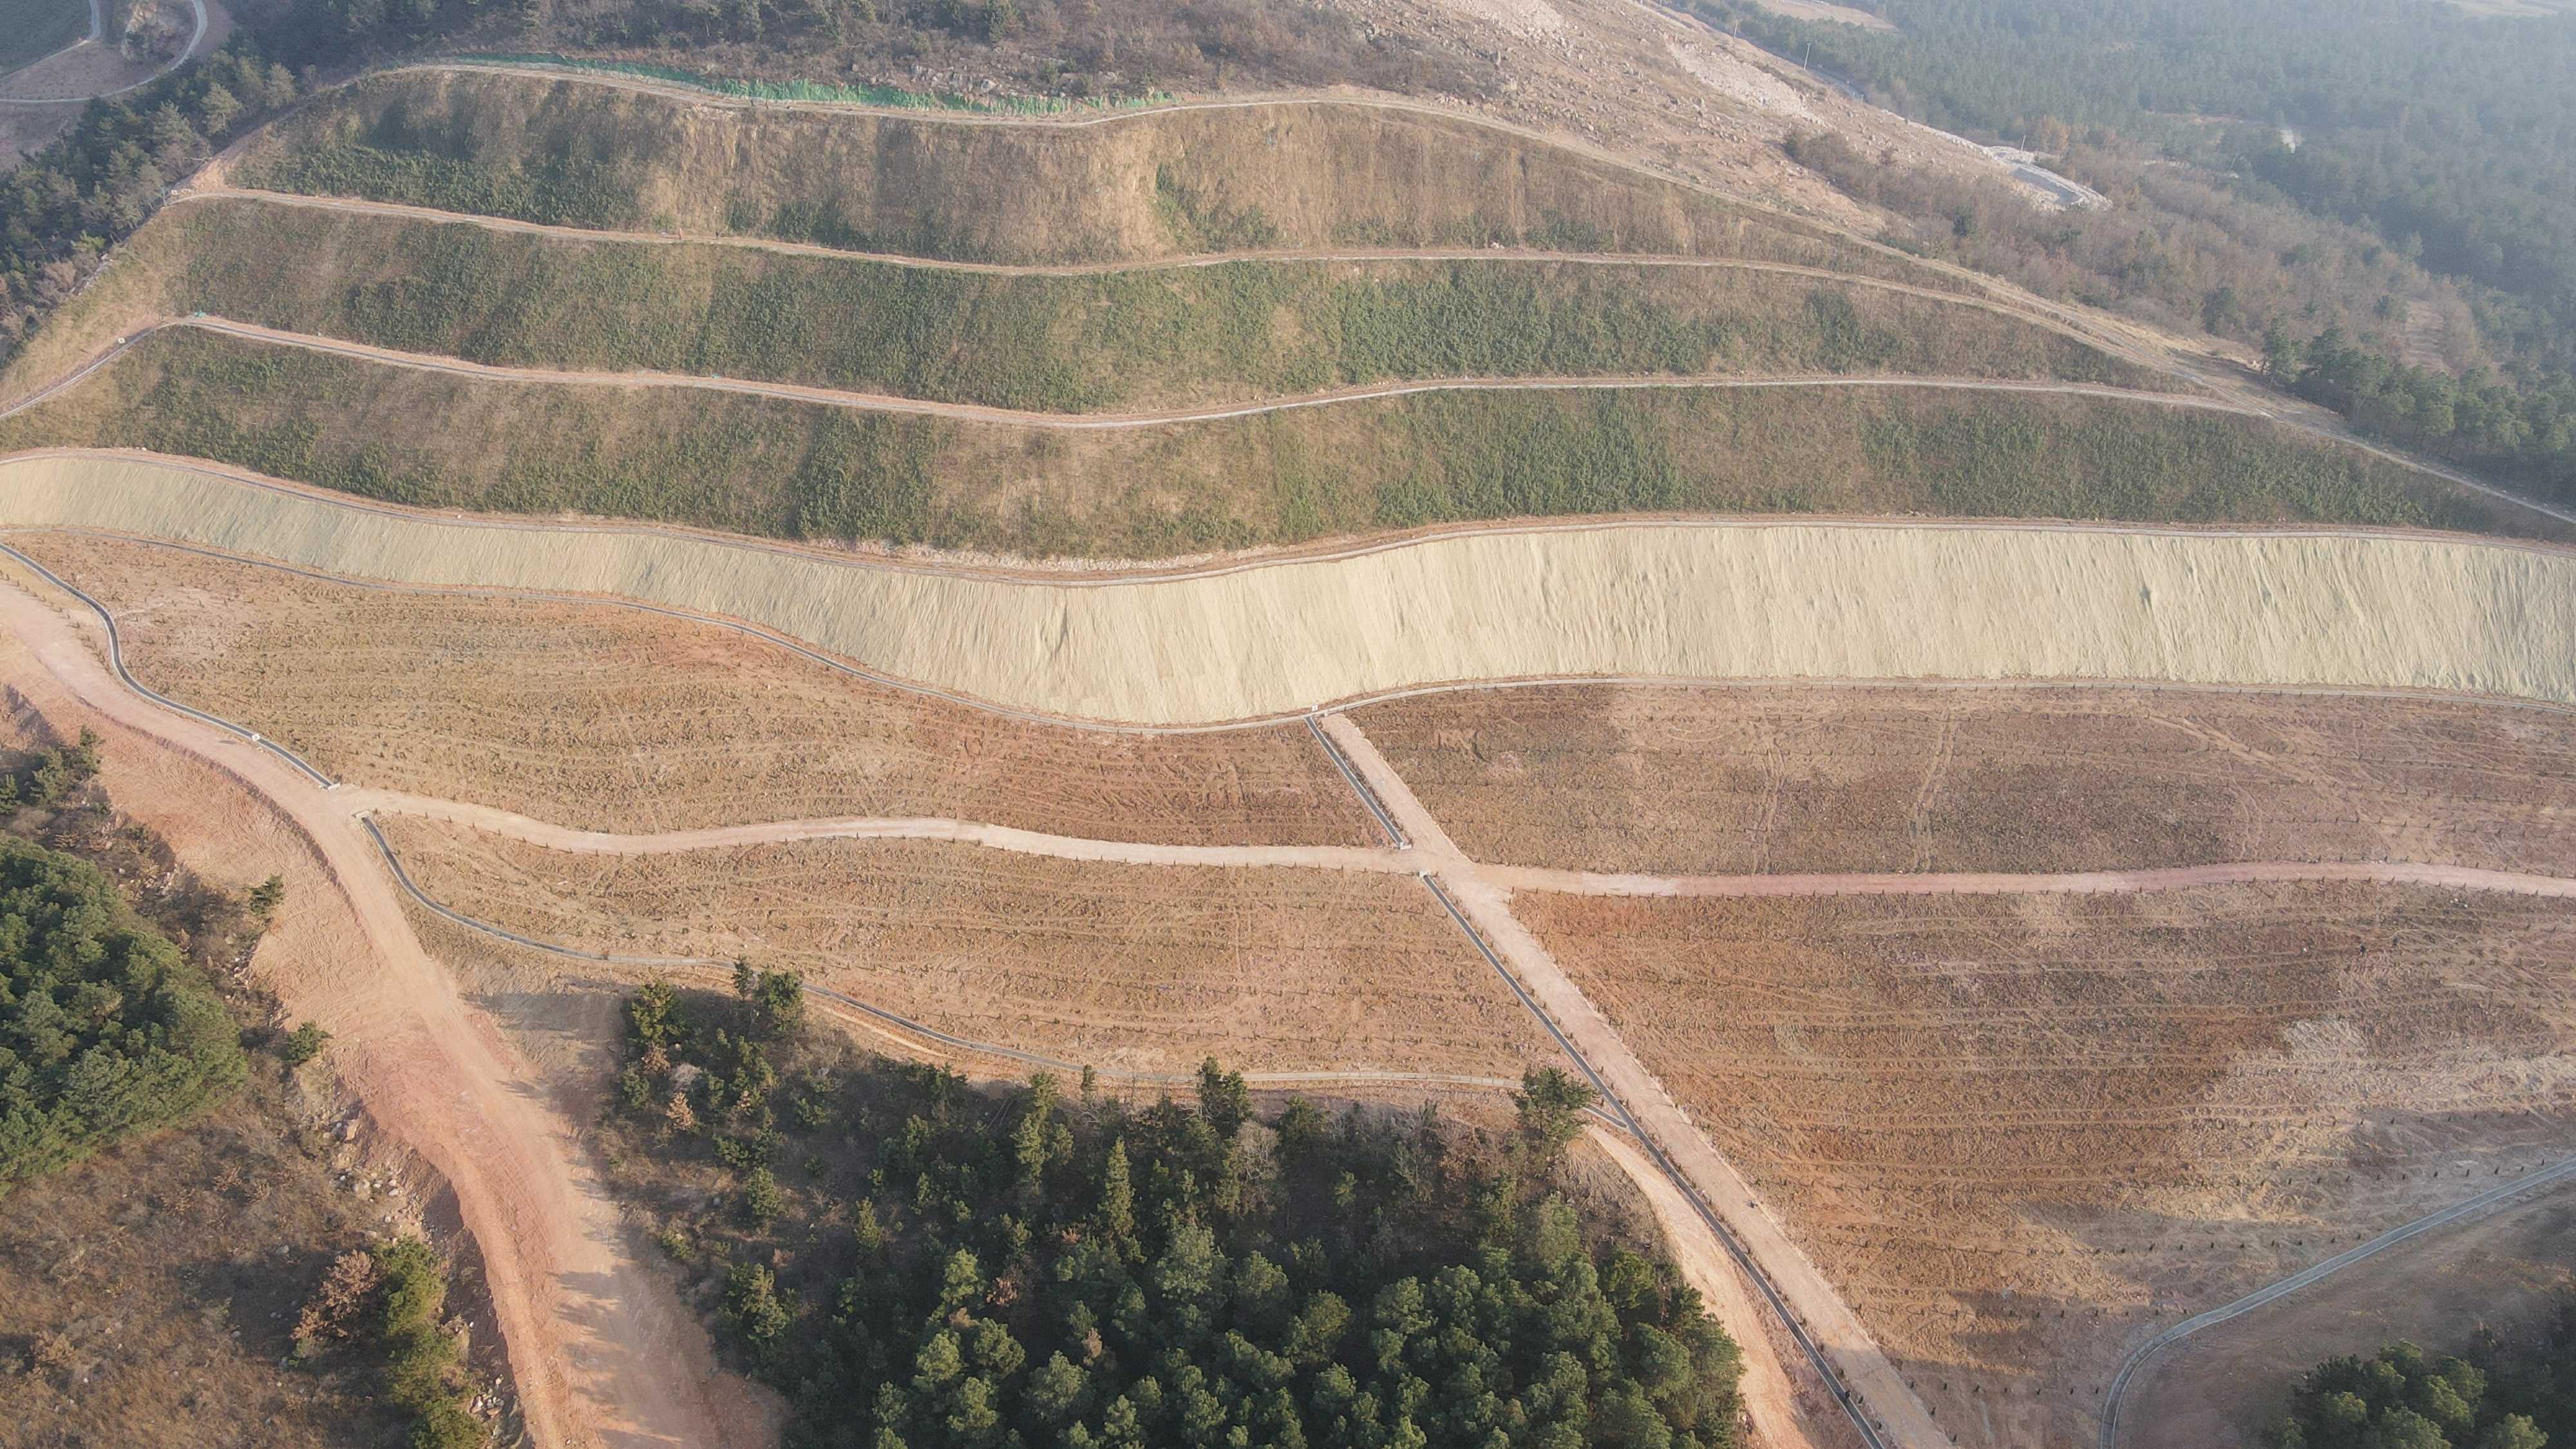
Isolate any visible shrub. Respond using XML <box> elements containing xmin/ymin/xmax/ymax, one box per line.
<box><xmin>281</xmin><ymin>1021</ymin><xmax>332</xmax><ymax>1067</ymax></box>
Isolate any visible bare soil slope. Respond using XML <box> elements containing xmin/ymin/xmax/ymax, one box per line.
<box><xmin>2124</xmin><ymin>1178</ymin><xmax>2576</xmax><ymax>1449</ymax></box>
<box><xmin>374</xmin><ymin>815</ymin><xmax>1555</xmax><ymax>1079</ymax></box>
<box><xmin>0</xmin><ymin>578</ymin><xmax>772</xmax><ymax>1449</ymax></box>
<box><xmin>1520</xmin><ymin>883</ymin><xmax>2576</xmax><ymax>1448</ymax></box>
<box><xmin>8</xmin><ymin>532</ymin><xmax>1376</xmax><ymax>842</ymax></box>
<box><xmin>1355</xmin><ymin>682</ymin><xmax>2576</xmax><ymax>876</ymax></box>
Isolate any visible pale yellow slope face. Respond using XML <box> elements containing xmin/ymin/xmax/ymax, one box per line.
<box><xmin>8</xmin><ymin>453</ymin><xmax>2573</xmax><ymax>724</ymax></box>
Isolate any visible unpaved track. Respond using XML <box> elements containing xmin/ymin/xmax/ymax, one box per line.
<box><xmin>0</xmin><ymin>580</ymin><xmax>760</xmax><ymax>1449</ymax></box>
<box><xmin>166</xmin><ymin>182</ymin><xmax>2194</xmax><ymax>386</ymax></box>
<box><xmin>1589</xmin><ymin>1127</ymin><xmax>1840</xmax><ymax>1449</ymax></box>
<box><xmin>351</xmin><ymin>786</ymin><xmax>2576</xmax><ymax>903</ymax></box>
<box><xmin>1318</xmin><ymin>714</ymin><xmax>1951</xmax><ymax>1449</ymax></box>
<box><xmin>36</xmin><ymin>315</ymin><xmax>2239</xmax><ymax>430</ymax></box>
<box><xmin>344</xmin><ymin>787</ymin><xmax>1415</xmax><ymax>873</ymax></box>
<box><xmin>1487</xmin><ymin>858</ymin><xmax>2576</xmax><ymax>900</ymax></box>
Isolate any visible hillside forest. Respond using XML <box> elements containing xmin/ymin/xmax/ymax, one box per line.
<box><xmin>611</xmin><ymin>971</ymin><xmax>1748</xmax><ymax>1449</ymax></box>
<box><xmin>1705</xmin><ymin>0</ymin><xmax>2576</xmax><ymax>506</ymax></box>
<box><xmin>2264</xmin><ymin>1319</ymin><xmax>2576</xmax><ymax>1449</ymax></box>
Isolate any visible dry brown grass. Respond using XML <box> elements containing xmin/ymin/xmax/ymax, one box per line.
<box><xmin>0</xmin><ymin>1070</ymin><xmax>421</xmax><ymax>1449</ymax></box>
<box><xmin>1520</xmin><ymin>882</ymin><xmax>2576</xmax><ymax>1448</ymax></box>
<box><xmin>375</xmin><ymin>813</ymin><xmax>1552</xmax><ymax>1080</ymax></box>
<box><xmin>232</xmin><ymin>69</ymin><xmax>1937</xmax><ymax>283</ymax></box>
<box><xmin>12</xmin><ymin>532</ymin><xmax>1375</xmax><ymax>843</ymax></box>
<box><xmin>1356</xmin><ymin>683</ymin><xmax>2576</xmax><ymax>876</ymax></box>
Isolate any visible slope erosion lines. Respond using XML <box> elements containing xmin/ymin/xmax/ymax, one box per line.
<box><xmin>222</xmin><ymin>62</ymin><xmax>2576</xmax><ymax>531</ymax></box>
<box><xmin>0</xmin><ymin>580</ymin><xmax>750</xmax><ymax>1448</ymax></box>
<box><xmin>3</xmin><ymin>451</ymin><xmax>2574</xmax><ymax>724</ymax></box>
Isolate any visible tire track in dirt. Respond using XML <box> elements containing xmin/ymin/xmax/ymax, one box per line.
<box><xmin>20</xmin><ymin>314</ymin><xmax>2249</xmax><ymax>430</ymax></box>
<box><xmin>0</xmin><ymin>566</ymin><xmax>762</xmax><ymax>1448</ymax></box>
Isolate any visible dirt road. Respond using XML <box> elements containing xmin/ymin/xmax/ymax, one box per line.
<box><xmin>1318</xmin><ymin>714</ymin><xmax>1952</xmax><ymax>1449</ymax></box>
<box><xmin>343</xmin><ymin>787</ymin><xmax>1415</xmax><ymax>873</ymax></box>
<box><xmin>1589</xmin><ymin>1128</ymin><xmax>1852</xmax><ymax>1449</ymax></box>
<box><xmin>48</xmin><ymin>314</ymin><xmax>2241</xmax><ymax>430</ymax></box>
<box><xmin>1488</xmin><ymin>858</ymin><xmax>2576</xmax><ymax>900</ymax></box>
<box><xmin>0</xmin><ymin>577</ymin><xmax>765</xmax><ymax>1449</ymax></box>
<box><xmin>169</xmin><ymin>182</ymin><xmax>2190</xmax><ymax>377</ymax></box>
<box><xmin>352</xmin><ymin>785</ymin><xmax>2576</xmax><ymax>904</ymax></box>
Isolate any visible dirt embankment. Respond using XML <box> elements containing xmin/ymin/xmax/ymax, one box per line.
<box><xmin>3</xmin><ymin>453</ymin><xmax>2573</xmax><ymax>724</ymax></box>
<box><xmin>8</xmin><ymin>529</ymin><xmax>1381</xmax><ymax>842</ymax></box>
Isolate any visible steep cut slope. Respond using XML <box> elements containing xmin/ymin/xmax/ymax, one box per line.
<box><xmin>5</xmin><ymin>453</ymin><xmax>2573</xmax><ymax>724</ymax></box>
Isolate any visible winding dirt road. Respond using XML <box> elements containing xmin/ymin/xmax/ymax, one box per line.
<box><xmin>33</xmin><ymin>314</ymin><xmax>2242</xmax><ymax>431</ymax></box>
<box><xmin>169</xmin><ymin>180</ymin><xmax>2195</xmax><ymax>377</ymax></box>
<box><xmin>350</xmin><ymin>786</ymin><xmax>2576</xmax><ymax>903</ymax></box>
<box><xmin>0</xmin><ymin>576</ymin><xmax>761</xmax><ymax>1449</ymax></box>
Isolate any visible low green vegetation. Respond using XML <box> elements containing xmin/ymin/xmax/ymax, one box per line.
<box><xmin>144</xmin><ymin>199</ymin><xmax>2143</xmax><ymax>412</ymax></box>
<box><xmin>607</xmin><ymin>972</ymin><xmax>1743</xmax><ymax>1449</ymax></box>
<box><xmin>456</xmin><ymin>53</ymin><xmax>1178</xmax><ymax>115</ymax></box>
<box><xmin>227</xmin><ymin>68</ymin><xmax>1942</xmax><ymax>287</ymax></box>
<box><xmin>0</xmin><ymin>740</ymin><xmax>246</xmax><ymax>1193</ymax></box>
<box><xmin>2266</xmin><ymin>1324</ymin><xmax>2576</xmax><ymax>1449</ymax></box>
<box><xmin>2</xmin><ymin>327</ymin><xmax>2534</xmax><ymax>562</ymax></box>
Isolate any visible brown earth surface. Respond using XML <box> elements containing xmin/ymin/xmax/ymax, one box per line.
<box><xmin>7</xmin><ymin>531</ymin><xmax>1377</xmax><ymax>842</ymax></box>
<box><xmin>370</xmin><ymin>814</ymin><xmax>1557</xmax><ymax>1079</ymax></box>
<box><xmin>1354</xmin><ymin>682</ymin><xmax>2576</xmax><ymax>876</ymax></box>
<box><xmin>1519</xmin><ymin>883</ymin><xmax>2576</xmax><ymax>1448</ymax></box>
<box><xmin>2122</xmin><ymin>1175</ymin><xmax>2576</xmax><ymax>1449</ymax></box>
<box><xmin>0</xmin><ymin>570</ymin><xmax>775</xmax><ymax>1448</ymax></box>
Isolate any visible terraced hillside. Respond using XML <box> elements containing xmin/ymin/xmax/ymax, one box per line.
<box><xmin>1</xmin><ymin>62</ymin><xmax>2548</xmax><ymax>558</ymax></box>
<box><xmin>6</xmin><ymin>56</ymin><xmax>2576</xmax><ymax>1449</ymax></box>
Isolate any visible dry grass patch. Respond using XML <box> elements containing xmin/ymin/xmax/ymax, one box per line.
<box><xmin>0</xmin><ymin>1068</ymin><xmax>426</xmax><ymax>1448</ymax></box>
<box><xmin>10</xmin><ymin>533</ymin><xmax>1375</xmax><ymax>843</ymax></box>
<box><xmin>1520</xmin><ymin>882</ymin><xmax>2576</xmax><ymax>1448</ymax></box>
<box><xmin>1356</xmin><ymin>683</ymin><xmax>2576</xmax><ymax>876</ymax></box>
<box><xmin>374</xmin><ymin>815</ymin><xmax>1551</xmax><ymax>1080</ymax></box>
<box><xmin>231</xmin><ymin>68</ymin><xmax>1941</xmax><ymax>281</ymax></box>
